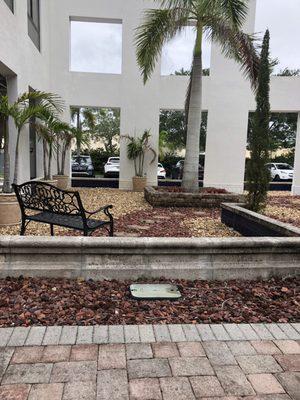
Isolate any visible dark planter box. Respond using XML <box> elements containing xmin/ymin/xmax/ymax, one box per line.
<box><xmin>145</xmin><ymin>186</ymin><xmax>245</xmax><ymax>208</ymax></box>
<box><xmin>221</xmin><ymin>203</ymin><xmax>300</xmax><ymax>237</ymax></box>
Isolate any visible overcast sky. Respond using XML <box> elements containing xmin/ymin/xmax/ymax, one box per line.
<box><xmin>71</xmin><ymin>0</ymin><xmax>300</xmax><ymax>75</ymax></box>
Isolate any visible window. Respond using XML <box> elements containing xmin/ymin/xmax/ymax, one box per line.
<box><xmin>27</xmin><ymin>0</ymin><xmax>40</xmax><ymax>50</ymax></box>
<box><xmin>70</xmin><ymin>20</ymin><xmax>122</xmax><ymax>74</ymax></box>
<box><xmin>3</xmin><ymin>0</ymin><xmax>13</xmax><ymax>12</ymax></box>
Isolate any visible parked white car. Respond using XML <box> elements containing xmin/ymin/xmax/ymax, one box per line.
<box><xmin>266</xmin><ymin>163</ymin><xmax>294</xmax><ymax>181</ymax></box>
<box><xmin>104</xmin><ymin>157</ymin><xmax>166</xmax><ymax>179</ymax></box>
<box><xmin>104</xmin><ymin>157</ymin><xmax>120</xmax><ymax>178</ymax></box>
<box><xmin>158</xmin><ymin>163</ymin><xmax>166</xmax><ymax>179</ymax></box>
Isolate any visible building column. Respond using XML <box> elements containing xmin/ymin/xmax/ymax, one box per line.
<box><xmin>292</xmin><ymin>112</ymin><xmax>300</xmax><ymax>195</ymax></box>
<box><xmin>118</xmin><ymin>2</ymin><xmax>160</xmax><ymax>190</ymax></box>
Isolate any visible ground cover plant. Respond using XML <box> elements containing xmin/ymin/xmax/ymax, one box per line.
<box><xmin>0</xmin><ymin>276</ymin><xmax>298</xmax><ymax>327</ymax></box>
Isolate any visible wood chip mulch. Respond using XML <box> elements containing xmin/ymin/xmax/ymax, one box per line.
<box><xmin>265</xmin><ymin>193</ymin><xmax>300</xmax><ymax>228</ymax></box>
<box><xmin>0</xmin><ymin>276</ymin><xmax>298</xmax><ymax>327</ymax></box>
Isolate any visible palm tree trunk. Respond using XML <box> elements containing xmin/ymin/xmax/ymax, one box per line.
<box><xmin>13</xmin><ymin>129</ymin><xmax>21</xmax><ymax>185</ymax></box>
<box><xmin>3</xmin><ymin>118</ymin><xmax>11</xmax><ymax>193</ymax></box>
<box><xmin>76</xmin><ymin>110</ymin><xmax>81</xmax><ymax>157</ymax></box>
<box><xmin>61</xmin><ymin>143</ymin><xmax>67</xmax><ymax>175</ymax></box>
<box><xmin>182</xmin><ymin>25</ymin><xmax>203</xmax><ymax>192</ymax></box>
<box><xmin>56</xmin><ymin>139</ymin><xmax>60</xmax><ymax>175</ymax></box>
<box><xmin>43</xmin><ymin>139</ymin><xmax>47</xmax><ymax>180</ymax></box>
<box><xmin>48</xmin><ymin>144</ymin><xmax>52</xmax><ymax>180</ymax></box>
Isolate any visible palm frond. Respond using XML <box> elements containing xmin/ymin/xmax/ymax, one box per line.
<box><xmin>205</xmin><ymin>18</ymin><xmax>260</xmax><ymax>88</ymax></box>
<box><xmin>16</xmin><ymin>91</ymin><xmax>65</xmax><ymax>115</ymax></box>
<box><xmin>0</xmin><ymin>95</ymin><xmax>9</xmax><ymax>116</ymax></box>
<box><xmin>220</xmin><ymin>0</ymin><xmax>248</xmax><ymax>28</ymax></box>
<box><xmin>135</xmin><ymin>7</ymin><xmax>190</xmax><ymax>83</ymax></box>
<box><xmin>156</xmin><ymin>0</ymin><xmax>195</xmax><ymax>9</ymax></box>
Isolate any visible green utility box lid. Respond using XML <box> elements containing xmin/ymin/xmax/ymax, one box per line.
<box><xmin>130</xmin><ymin>284</ymin><xmax>181</xmax><ymax>300</ymax></box>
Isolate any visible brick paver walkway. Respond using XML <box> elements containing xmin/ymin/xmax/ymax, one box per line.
<box><xmin>0</xmin><ymin>324</ymin><xmax>299</xmax><ymax>399</ymax></box>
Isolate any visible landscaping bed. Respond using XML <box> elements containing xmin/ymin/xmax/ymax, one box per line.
<box><xmin>265</xmin><ymin>192</ymin><xmax>300</xmax><ymax>228</ymax></box>
<box><xmin>0</xmin><ymin>276</ymin><xmax>298</xmax><ymax>327</ymax></box>
<box><xmin>145</xmin><ymin>186</ymin><xmax>245</xmax><ymax>208</ymax></box>
<box><xmin>0</xmin><ymin>189</ymin><xmax>298</xmax><ymax>238</ymax></box>
<box><xmin>0</xmin><ymin>188</ymin><xmax>238</xmax><ymax>238</ymax></box>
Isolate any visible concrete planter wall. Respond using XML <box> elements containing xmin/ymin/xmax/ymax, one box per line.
<box><xmin>221</xmin><ymin>203</ymin><xmax>300</xmax><ymax>237</ymax></box>
<box><xmin>144</xmin><ymin>186</ymin><xmax>245</xmax><ymax>208</ymax></box>
<box><xmin>0</xmin><ymin>236</ymin><xmax>299</xmax><ymax>281</ymax></box>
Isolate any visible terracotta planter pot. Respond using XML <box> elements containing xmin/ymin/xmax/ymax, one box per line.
<box><xmin>52</xmin><ymin>175</ymin><xmax>69</xmax><ymax>190</ymax></box>
<box><xmin>39</xmin><ymin>179</ymin><xmax>58</xmax><ymax>186</ymax></box>
<box><xmin>0</xmin><ymin>192</ymin><xmax>21</xmax><ymax>226</ymax></box>
<box><xmin>132</xmin><ymin>176</ymin><xmax>147</xmax><ymax>192</ymax></box>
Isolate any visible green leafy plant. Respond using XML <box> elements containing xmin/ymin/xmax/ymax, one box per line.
<box><xmin>123</xmin><ymin>130</ymin><xmax>157</xmax><ymax>177</ymax></box>
<box><xmin>246</xmin><ymin>30</ymin><xmax>271</xmax><ymax>212</ymax></box>
<box><xmin>135</xmin><ymin>0</ymin><xmax>260</xmax><ymax>191</ymax></box>
<box><xmin>90</xmin><ymin>108</ymin><xmax>120</xmax><ymax>154</ymax></box>
<box><xmin>0</xmin><ymin>91</ymin><xmax>64</xmax><ymax>188</ymax></box>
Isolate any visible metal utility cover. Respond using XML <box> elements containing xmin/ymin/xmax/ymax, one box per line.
<box><xmin>130</xmin><ymin>284</ymin><xmax>181</xmax><ymax>300</ymax></box>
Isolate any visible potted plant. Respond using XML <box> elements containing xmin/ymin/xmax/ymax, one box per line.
<box><xmin>0</xmin><ymin>91</ymin><xmax>63</xmax><ymax>226</ymax></box>
<box><xmin>123</xmin><ymin>130</ymin><xmax>156</xmax><ymax>192</ymax></box>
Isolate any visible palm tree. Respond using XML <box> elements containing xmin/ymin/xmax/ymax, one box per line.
<box><xmin>136</xmin><ymin>0</ymin><xmax>260</xmax><ymax>191</ymax></box>
<box><xmin>71</xmin><ymin>107</ymin><xmax>95</xmax><ymax>156</ymax></box>
<box><xmin>0</xmin><ymin>95</ymin><xmax>11</xmax><ymax>193</ymax></box>
<box><xmin>0</xmin><ymin>91</ymin><xmax>64</xmax><ymax>186</ymax></box>
<box><xmin>35</xmin><ymin>113</ymin><xmax>71</xmax><ymax>180</ymax></box>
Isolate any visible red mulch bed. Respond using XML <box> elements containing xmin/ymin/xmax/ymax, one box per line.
<box><xmin>115</xmin><ymin>207</ymin><xmax>220</xmax><ymax>237</ymax></box>
<box><xmin>0</xmin><ymin>276</ymin><xmax>298</xmax><ymax>327</ymax></box>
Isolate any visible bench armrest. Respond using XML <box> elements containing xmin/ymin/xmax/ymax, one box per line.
<box><xmin>84</xmin><ymin>204</ymin><xmax>113</xmax><ymax>218</ymax></box>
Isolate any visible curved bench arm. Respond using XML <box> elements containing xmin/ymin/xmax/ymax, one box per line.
<box><xmin>84</xmin><ymin>205</ymin><xmax>113</xmax><ymax>218</ymax></box>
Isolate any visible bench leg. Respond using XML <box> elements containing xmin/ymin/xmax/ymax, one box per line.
<box><xmin>50</xmin><ymin>224</ymin><xmax>54</xmax><ymax>236</ymax></box>
<box><xmin>20</xmin><ymin>220</ymin><xmax>26</xmax><ymax>236</ymax></box>
<box><xmin>109</xmin><ymin>221</ymin><xmax>114</xmax><ymax>237</ymax></box>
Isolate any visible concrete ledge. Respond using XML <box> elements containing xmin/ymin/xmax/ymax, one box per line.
<box><xmin>221</xmin><ymin>203</ymin><xmax>300</xmax><ymax>237</ymax></box>
<box><xmin>0</xmin><ymin>236</ymin><xmax>299</xmax><ymax>281</ymax></box>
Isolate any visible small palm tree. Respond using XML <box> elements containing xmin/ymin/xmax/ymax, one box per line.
<box><xmin>123</xmin><ymin>130</ymin><xmax>157</xmax><ymax>177</ymax></box>
<box><xmin>0</xmin><ymin>95</ymin><xmax>11</xmax><ymax>193</ymax></box>
<box><xmin>0</xmin><ymin>91</ymin><xmax>64</xmax><ymax>186</ymax></box>
<box><xmin>35</xmin><ymin>113</ymin><xmax>71</xmax><ymax>180</ymax></box>
<box><xmin>55</xmin><ymin>123</ymin><xmax>74</xmax><ymax>176</ymax></box>
<box><xmin>136</xmin><ymin>0</ymin><xmax>260</xmax><ymax>191</ymax></box>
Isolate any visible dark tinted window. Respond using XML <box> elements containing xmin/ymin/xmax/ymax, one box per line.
<box><xmin>27</xmin><ymin>0</ymin><xmax>40</xmax><ymax>50</ymax></box>
<box><xmin>276</xmin><ymin>164</ymin><xmax>293</xmax><ymax>170</ymax></box>
<box><xmin>4</xmin><ymin>0</ymin><xmax>13</xmax><ymax>12</ymax></box>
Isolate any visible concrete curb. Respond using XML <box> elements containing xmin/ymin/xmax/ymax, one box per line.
<box><xmin>0</xmin><ymin>236</ymin><xmax>299</xmax><ymax>280</ymax></box>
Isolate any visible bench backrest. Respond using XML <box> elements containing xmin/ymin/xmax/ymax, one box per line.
<box><xmin>13</xmin><ymin>181</ymin><xmax>85</xmax><ymax>217</ymax></box>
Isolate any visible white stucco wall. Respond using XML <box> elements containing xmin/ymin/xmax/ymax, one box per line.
<box><xmin>0</xmin><ymin>0</ymin><xmax>300</xmax><ymax>193</ymax></box>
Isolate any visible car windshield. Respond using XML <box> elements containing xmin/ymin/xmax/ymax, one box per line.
<box><xmin>109</xmin><ymin>158</ymin><xmax>120</xmax><ymax>164</ymax></box>
<box><xmin>73</xmin><ymin>157</ymin><xmax>90</xmax><ymax>165</ymax></box>
<box><xmin>276</xmin><ymin>164</ymin><xmax>293</xmax><ymax>170</ymax></box>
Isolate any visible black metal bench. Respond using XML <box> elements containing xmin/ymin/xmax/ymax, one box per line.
<box><xmin>12</xmin><ymin>181</ymin><xmax>114</xmax><ymax>237</ymax></box>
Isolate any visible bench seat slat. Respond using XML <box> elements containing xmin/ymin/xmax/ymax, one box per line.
<box><xmin>28</xmin><ymin>212</ymin><xmax>108</xmax><ymax>231</ymax></box>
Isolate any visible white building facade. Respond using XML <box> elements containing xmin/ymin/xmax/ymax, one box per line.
<box><xmin>0</xmin><ymin>0</ymin><xmax>300</xmax><ymax>194</ymax></box>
